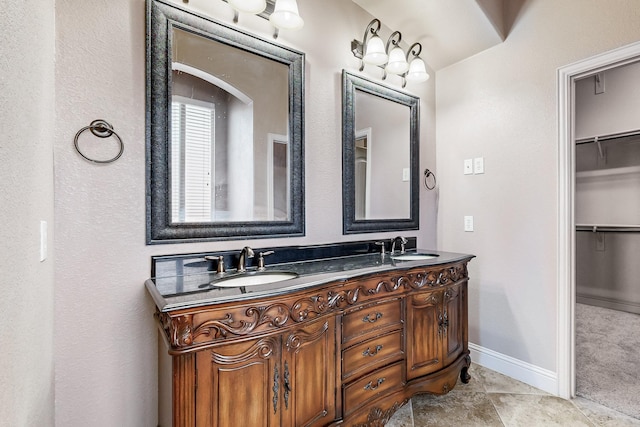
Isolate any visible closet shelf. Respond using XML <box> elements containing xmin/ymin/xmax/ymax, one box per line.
<box><xmin>576</xmin><ymin>224</ymin><xmax>640</xmax><ymax>233</ymax></box>
<box><xmin>576</xmin><ymin>165</ymin><xmax>640</xmax><ymax>179</ymax></box>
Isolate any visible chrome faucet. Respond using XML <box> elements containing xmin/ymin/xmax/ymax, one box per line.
<box><xmin>390</xmin><ymin>236</ymin><xmax>407</xmax><ymax>255</ymax></box>
<box><xmin>237</xmin><ymin>246</ymin><xmax>255</xmax><ymax>272</ymax></box>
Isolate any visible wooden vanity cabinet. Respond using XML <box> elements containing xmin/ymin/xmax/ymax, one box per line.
<box><xmin>156</xmin><ymin>258</ymin><xmax>472</xmax><ymax>427</ymax></box>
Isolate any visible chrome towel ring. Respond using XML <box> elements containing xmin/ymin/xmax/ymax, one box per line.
<box><xmin>73</xmin><ymin>119</ymin><xmax>124</xmax><ymax>164</ymax></box>
<box><xmin>423</xmin><ymin>168</ymin><xmax>436</xmax><ymax>190</ymax></box>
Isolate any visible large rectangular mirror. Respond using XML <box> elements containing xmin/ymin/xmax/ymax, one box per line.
<box><xmin>146</xmin><ymin>0</ymin><xmax>305</xmax><ymax>243</ymax></box>
<box><xmin>342</xmin><ymin>70</ymin><xmax>419</xmax><ymax>234</ymax></box>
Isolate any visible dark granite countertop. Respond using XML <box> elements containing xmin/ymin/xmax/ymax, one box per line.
<box><xmin>146</xmin><ymin>248</ymin><xmax>474</xmax><ymax>312</ymax></box>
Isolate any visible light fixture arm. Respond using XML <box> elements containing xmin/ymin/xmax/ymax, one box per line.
<box><xmin>385</xmin><ymin>31</ymin><xmax>403</xmax><ymax>53</ymax></box>
<box><xmin>362</xmin><ymin>19</ymin><xmax>382</xmax><ymax>50</ymax></box>
<box><xmin>382</xmin><ymin>31</ymin><xmax>403</xmax><ymax>80</ymax></box>
<box><xmin>406</xmin><ymin>42</ymin><xmax>422</xmax><ymax>60</ymax></box>
<box><xmin>357</xmin><ymin>19</ymin><xmax>382</xmax><ymax>71</ymax></box>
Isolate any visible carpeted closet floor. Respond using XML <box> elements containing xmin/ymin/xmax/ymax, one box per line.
<box><xmin>575</xmin><ymin>302</ymin><xmax>640</xmax><ymax>419</ymax></box>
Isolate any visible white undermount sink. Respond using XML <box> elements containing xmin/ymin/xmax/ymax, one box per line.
<box><xmin>211</xmin><ymin>271</ymin><xmax>298</xmax><ymax>287</ymax></box>
<box><xmin>391</xmin><ymin>253</ymin><xmax>439</xmax><ymax>261</ymax></box>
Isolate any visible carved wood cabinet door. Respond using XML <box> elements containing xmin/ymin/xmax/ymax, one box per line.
<box><xmin>406</xmin><ymin>288</ymin><xmax>443</xmax><ymax>380</ymax></box>
<box><xmin>405</xmin><ymin>281</ymin><xmax>468</xmax><ymax>382</ymax></box>
<box><xmin>442</xmin><ymin>282</ymin><xmax>467</xmax><ymax>367</ymax></box>
<box><xmin>195</xmin><ymin>336</ymin><xmax>281</xmax><ymax>427</ymax></box>
<box><xmin>194</xmin><ymin>315</ymin><xmax>337</xmax><ymax>427</ymax></box>
<box><xmin>281</xmin><ymin>316</ymin><xmax>337</xmax><ymax>427</ymax></box>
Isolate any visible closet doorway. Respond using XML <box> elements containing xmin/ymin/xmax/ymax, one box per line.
<box><xmin>573</xmin><ymin>61</ymin><xmax>640</xmax><ymax>419</ymax></box>
<box><xmin>558</xmin><ymin>40</ymin><xmax>640</xmax><ymax>416</ymax></box>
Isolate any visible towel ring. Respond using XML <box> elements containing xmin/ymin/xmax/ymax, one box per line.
<box><xmin>73</xmin><ymin>119</ymin><xmax>124</xmax><ymax>164</ymax></box>
<box><xmin>423</xmin><ymin>168</ymin><xmax>436</xmax><ymax>190</ymax></box>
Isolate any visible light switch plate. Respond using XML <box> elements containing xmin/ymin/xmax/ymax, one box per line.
<box><xmin>464</xmin><ymin>216</ymin><xmax>474</xmax><ymax>232</ymax></box>
<box><xmin>474</xmin><ymin>157</ymin><xmax>484</xmax><ymax>174</ymax></box>
<box><xmin>464</xmin><ymin>159</ymin><xmax>473</xmax><ymax>175</ymax></box>
<box><xmin>40</xmin><ymin>220</ymin><xmax>47</xmax><ymax>262</ymax></box>
<box><xmin>402</xmin><ymin>167</ymin><xmax>410</xmax><ymax>182</ymax></box>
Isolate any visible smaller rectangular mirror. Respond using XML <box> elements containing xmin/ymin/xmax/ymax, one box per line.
<box><xmin>342</xmin><ymin>70</ymin><xmax>420</xmax><ymax>234</ymax></box>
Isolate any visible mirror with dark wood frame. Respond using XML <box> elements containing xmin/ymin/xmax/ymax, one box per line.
<box><xmin>342</xmin><ymin>70</ymin><xmax>420</xmax><ymax>234</ymax></box>
<box><xmin>146</xmin><ymin>0</ymin><xmax>305</xmax><ymax>243</ymax></box>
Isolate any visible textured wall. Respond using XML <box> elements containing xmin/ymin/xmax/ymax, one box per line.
<box><xmin>0</xmin><ymin>0</ymin><xmax>55</xmax><ymax>425</ymax></box>
<box><xmin>53</xmin><ymin>0</ymin><xmax>435</xmax><ymax>425</ymax></box>
<box><xmin>436</xmin><ymin>0</ymin><xmax>640</xmax><ymax>374</ymax></box>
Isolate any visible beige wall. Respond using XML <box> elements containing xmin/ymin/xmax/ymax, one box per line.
<box><xmin>0</xmin><ymin>0</ymin><xmax>56</xmax><ymax>425</ymax></box>
<box><xmin>436</xmin><ymin>0</ymin><xmax>640</xmax><ymax>375</ymax></box>
<box><xmin>53</xmin><ymin>0</ymin><xmax>435</xmax><ymax>425</ymax></box>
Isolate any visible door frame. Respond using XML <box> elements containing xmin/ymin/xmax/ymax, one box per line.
<box><xmin>557</xmin><ymin>40</ymin><xmax>640</xmax><ymax>399</ymax></box>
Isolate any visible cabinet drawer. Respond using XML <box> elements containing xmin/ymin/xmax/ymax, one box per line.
<box><xmin>342</xmin><ymin>330</ymin><xmax>403</xmax><ymax>380</ymax></box>
<box><xmin>342</xmin><ymin>299</ymin><xmax>402</xmax><ymax>344</ymax></box>
<box><xmin>343</xmin><ymin>362</ymin><xmax>404</xmax><ymax>415</ymax></box>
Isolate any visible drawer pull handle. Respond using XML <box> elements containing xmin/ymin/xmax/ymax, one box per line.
<box><xmin>362</xmin><ymin>312</ymin><xmax>383</xmax><ymax>323</ymax></box>
<box><xmin>362</xmin><ymin>344</ymin><xmax>383</xmax><ymax>357</ymax></box>
<box><xmin>364</xmin><ymin>377</ymin><xmax>385</xmax><ymax>391</ymax></box>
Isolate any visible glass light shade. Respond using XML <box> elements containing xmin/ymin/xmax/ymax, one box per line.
<box><xmin>228</xmin><ymin>0</ymin><xmax>267</xmax><ymax>14</ymax></box>
<box><xmin>385</xmin><ymin>46</ymin><xmax>409</xmax><ymax>75</ymax></box>
<box><xmin>270</xmin><ymin>0</ymin><xmax>304</xmax><ymax>30</ymax></box>
<box><xmin>406</xmin><ymin>57</ymin><xmax>430</xmax><ymax>82</ymax></box>
<box><xmin>363</xmin><ymin>36</ymin><xmax>388</xmax><ymax>66</ymax></box>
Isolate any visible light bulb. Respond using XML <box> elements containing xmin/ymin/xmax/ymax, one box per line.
<box><xmin>270</xmin><ymin>0</ymin><xmax>304</xmax><ymax>30</ymax></box>
<box><xmin>363</xmin><ymin>36</ymin><xmax>388</xmax><ymax>66</ymax></box>
<box><xmin>227</xmin><ymin>0</ymin><xmax>267</xmax><ymax>14</ymax></box>
<box><xmin>406</xmin><ymin>57</ymin><xmax>429</xmax><ymax>82</ymax></box>
<box><xmin>385</xmin><ymin>46</ymin><xmax>409</xmax><ymax>75</ymax></box>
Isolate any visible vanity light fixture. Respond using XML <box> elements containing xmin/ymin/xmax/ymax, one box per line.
<box><xmin>351</xmin><ymin>19</ymin><xmax>430</xmax><ymax>87</ymax></box>
<box><xmin>220</xmin><ymin>0</ymin><xmax>304</xmax><ymax>39</ymax></box>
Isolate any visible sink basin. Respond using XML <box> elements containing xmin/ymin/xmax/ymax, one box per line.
<box><xmin>211</xmin><ymin>271</ymin><xmax>298</xmax><ymax>288</ymax></box>
<box><xmin>391</xmin><ymin>253</ymin><xmax>439</xmax><ymax>261</ymax></box>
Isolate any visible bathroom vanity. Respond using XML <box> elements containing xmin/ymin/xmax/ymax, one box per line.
<box><xmin>146</xmin><ymin>241</ymin><xmax>473</xmax><ymax>427</ymax></box>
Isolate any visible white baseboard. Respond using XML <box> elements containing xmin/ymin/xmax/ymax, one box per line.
<box><xmin>469</xmin><ymin>343</ymin><xmax>558</xmax><ymax>396</ymax></box>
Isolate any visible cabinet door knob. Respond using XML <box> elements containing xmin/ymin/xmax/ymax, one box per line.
<box><xmin>362</xmin><ymin>344</ymin><xmax>383</xmax><ymax>357</ymax></box>
<box><xmin>362</xmin><ymin>312</ymin><xmax>383</xmax><ymax>323</ymax></box>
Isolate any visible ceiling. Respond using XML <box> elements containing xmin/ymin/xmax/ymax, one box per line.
<box><xmin>352</xmin><ymin>0</ymin><xmax>511</xmax><ymax>71</ymax></box>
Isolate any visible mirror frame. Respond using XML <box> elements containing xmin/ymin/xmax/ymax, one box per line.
<box><xmin>342</xmin><ymin>70</ymin><xmax>420</xmax><ymax>234</ymax></box>
<box><xmin>146</xmin><ymin>0</ymin><xmax>305</xmax><ymax>244</ymax></box>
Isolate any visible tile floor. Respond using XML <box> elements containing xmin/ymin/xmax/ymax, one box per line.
<box><xmin>385</xmin><ymin>364</ymin><xmax>640</xmax><ymax>426</ymax></box>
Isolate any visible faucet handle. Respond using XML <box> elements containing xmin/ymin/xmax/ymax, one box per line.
<box><xmin>374</xmin><ymin>241</ymin><xmax>386</xmax><ymax>255</ymax></box>
<box><xmin>205</xmin><ymin>255</ymin><xmax>226</xmax><ymax>274</ymax></box>
<box><xmin>257</xmin><ymin>251</ymin><xmax>275</xmax><ymax>271</ymax></box>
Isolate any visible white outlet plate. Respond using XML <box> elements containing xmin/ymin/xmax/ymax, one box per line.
<box><xmin>474</xmin><ymin>157</ymin><xmax>484</xmax><ymax>174</ymax></box>
<box><xmin>464</xmin><ymin>159</ymin><xmax>473</xmax><ymax>175</ymax></box>
<box><xmin>464</xmin><ymin>216</ymin><xmax>474</xmax><ymax>232</ymax></box>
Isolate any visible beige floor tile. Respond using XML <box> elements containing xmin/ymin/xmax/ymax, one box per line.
<box><xmin>412</xmin><ymin>391</ymin><xmax>504</xmax><ymax>427</ymax></box>
<box><xmin>490</xmin><ymin>393</ymin><xmax>594</xmax><ymax>426</ymax></box>
<box><xmin>385</xmin><ymin>400</ymin><xmax>414</xmax><ymax>427</ymax></box>
<box><xmin>473</xmin><ymin>364</ymin><xmax>548</xmax><ymax>395</ymax></box>
<box><xmin>572</xmin><ymin>396</ymin><xmax>640</xmax><ymax>426</ymax></box>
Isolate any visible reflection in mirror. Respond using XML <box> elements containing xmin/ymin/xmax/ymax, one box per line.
<box><xmin>147</xmin><ymin>0</ymin><xmax>304</xmax><ymax>243</ymax></box>
<box><xmin>170</xmin><ymin>28</ymin><xmax>289</xmax><ymax>223</ymax></box>
<box><xmin>354</xmin><ymin>90</ymin><xmax>411</xmax><ymax>219</ymax></box>
<box><xmin>342</xmin><ymin>70</ymin><xmax>419</xmax><ymax>234</ymax></box>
